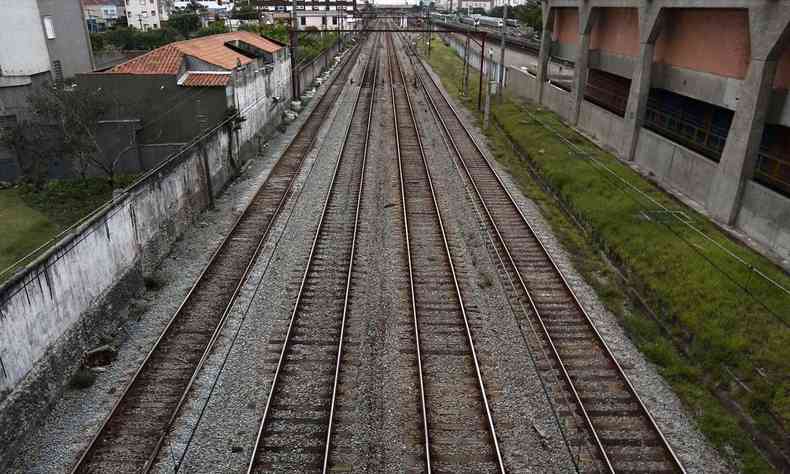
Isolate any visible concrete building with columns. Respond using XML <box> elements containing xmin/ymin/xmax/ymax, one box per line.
<box><xmin>503</xmin><ymin>0</ymin><xmax>790</xmax><ymax>262</ymax></box>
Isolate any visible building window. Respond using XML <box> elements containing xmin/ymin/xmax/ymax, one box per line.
<box><xmin>42</xmin><ymin>16</ymin><xmax>56</xmax><ymax>39</ymax></box>
<box><xmin>151</xmin><ymin>10</ymin><xmax>156</xmax><ymax>15</ymax></box>
<box><xmin>322</xmin><ymin>16</ymin><xmax>327</xmax><ymax>25</ymax></box>
<box><xmin>300</xmin><ymin>17</ymin><xmax>306</xmax><ymax>25</ymax></box>
<box><xmin>332</xmin><ymin>16</ymin><xmax>337</xmax><ymax>25</ymax></box>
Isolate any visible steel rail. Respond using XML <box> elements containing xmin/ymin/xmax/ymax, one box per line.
<box><xmin>71</xmin><ymin>41</ymin><xmax>363</xmax><ymax>474</ymax></box>
<box><xmin>246</xmin><ymin>35</ymin><xmax>379</xmax><ymax>474</ymax></box>
<box><xmin>390</xmin><ymin>31</ymin><xmax>506</xmax><ymax>474</ymax></box>
<box><xmin>406</xmin><ymin>33</ymin><xmax>686</xmax><ymax>473</ymax></box>
<box><xmin>321</xmin><ymin>33</ymin><xmax>380</xmax><ymax>474</ymax></box>
<box><xmin>385</xmin><ymin>31</ymin><xmax>432</xmax><ymax>474</ymax></box>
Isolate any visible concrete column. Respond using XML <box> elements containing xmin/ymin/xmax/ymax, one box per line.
<box><xmin>570</xmin><ymin>4</ymin><xmax>597</xmax><ymax>125</ymax></box>
<box><xmin>621</xmin><ymin>5</ymin><xmax>665</xmax><ymax>161</ymax></box>
<box><xmin>707</xmin><ymin>7</ymin><xmax>790</xmax><ymax>225</ymax></box>
<box><xmin>707</xmin><ymin>59</ymin><xmax>778</xmax><ymax>223</ymax></box>
<box><xmin>536</xmin><ymin>4</ymin><xmax>555</xmax><ymax>104</ymax></box>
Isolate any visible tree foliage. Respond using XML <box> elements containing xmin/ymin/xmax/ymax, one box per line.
<box><xmin>91</xmin><ymin>26</ymin><xmax>182</xmax><ymax>51</ymax></box>
<box><xmin>168</xmin><ymin>12</ymin><xmax>202</xmax><ymax>37</ymax></box>
<box><xmin>487</xmin><ymin>4</ymin><xmax>542</xmax><ymax>31</ymax></box>
<box><xmin>0</xmin><ymin>84</ymin><xmax>135</xmax><ymax>184</ymax></box>
<box><xmin>195</xmin><ymin>21</ymin><xmax>229</xmax><ymax>37</ymax></box>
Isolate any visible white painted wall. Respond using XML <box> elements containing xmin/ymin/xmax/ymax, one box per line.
<box><xmin>0</xmin><ymin>116</ymin><xmax>236</xmax><ymax>392</ymax></box>
<box><xmin>0</xmin><ymin>0</ymin><xmax>51</xmax><ymax>77</ymax></box>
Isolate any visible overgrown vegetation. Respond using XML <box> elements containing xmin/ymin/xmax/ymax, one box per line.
<box><xmin>90</xmin><ymin>26</ymin><xmax>182</xmax><ymax>52</ymax></box>
<box><xmin>0</xmin><ymin>84</ymin><xmax>135</xmax><ymax>187</ymax></box>
<box><xmin>0</xmin><ymin>177</ymin><xmax>137</xmax><ymax>282</ymax></box>
<box><xmin>423</xmin><ymin>36</ymin><xmax>789</xmax><ymax>472</ymax></box>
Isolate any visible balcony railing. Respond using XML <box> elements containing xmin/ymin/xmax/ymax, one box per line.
<box><xmin>584</xmin><ymin>81</ymin><xmax>627</xmax><ymax>117</ymax></box>
<box><xmin>644</xmin><ymin>103</ymin><xmax>728</xmax><ymax>161</ymax></box>
<box><xmin>756</xmin><ymin>151</ymin><xmax>790</xmax><ymax>198</ymax></box>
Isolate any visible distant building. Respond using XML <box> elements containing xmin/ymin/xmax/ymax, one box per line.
<box><xmin>126</xmin><ymin>0</ymin><xmax>172</xmax><ymax>29</ymax></box>
<box><xmin>77</xmin><ymin>31</ymin><xmax>291</xmax><ymax>172</ymax></box>
<box><xmin>82</xmin><ymin>0</ymin><xmax>127</xmax><ymax>32</ymax></box>
<box><xmin>0</xmin><ymin>0</ymin><xmax>95</xmax><ymax>180</ymax></box>
<box><xmin>258</xmin><ymin>0</ymin><xmax>356</xmax><ymax>30</ymax></box>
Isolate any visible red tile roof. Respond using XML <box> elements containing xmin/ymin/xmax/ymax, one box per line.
<box><xmin>174</xmin><ymin>31</ymin><xmax>283</xmax><ymax>70</ymax></box>
<box><xmin>107</xmin><ymin>31</ymin><xmax>283</xmax><ymax>76</ymax></box>
<box><xmin>109</xmin><ymin>44</ymin><xmax>184</xmax><ymax>75</ymax></box>
<box><xmin>181</xmin><ymin>72</ymin><xmax>231</xmax><ymax>87</ymax></box>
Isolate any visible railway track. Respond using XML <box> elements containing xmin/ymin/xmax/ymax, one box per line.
<box><xmin>246</xmin><ymin>34</ymin><xmax>380</xmax><ymax>473</ymax></box>
<box><xmin>399</xmin><ymin>31</ymin><xmax>686</xmax><ymax>473</ymax></box>
<box><xmin>70</xmin><ymin>39</ymin><xmax>364</xmax><ymax>474</ymax></box>
<box><xmin>388</xmin><ymin>32</ymin><xmax>505</xmax><ymax>474</ymax></box>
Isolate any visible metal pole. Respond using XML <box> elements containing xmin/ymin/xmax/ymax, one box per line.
<box><xmin>462</xmin><ymin>33</ymin><xmax>470</xmax><ymax>96</ymax></box>
<box><xmin>427</xmin><ymin>17</ymin><xmax>432</xmax><ymax>58</ymax></box>
<box><xmin>477</xmin><ymin>32</ymin><xmax>486</xmax><ymax>111</ymax></box>
<box><xmin>498</xmin><ymin>0</ymin><xmax>507</xmax><ymax>102</ymax></box>
<box><xmin>290</xmin><ymin>0</ymin><xmax>299</xmax><ymax>100</ymax></box>
<box><xmin>484</xmin><ymin>48</ymin><xmax>492</xmax><ymax>128</ymax></box>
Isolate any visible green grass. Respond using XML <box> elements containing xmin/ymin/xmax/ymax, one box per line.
<box><xmin>0</xmin><ymin>189</ymin><xmax>59</xmax><ymax>278</ymax></box>
<box><xmin>422</xmin><ymin>36</ymin><xmax>789</xmax><ymax>472</ymax></box>
<box><xmin>1</xmin><ymin>176</ymin><xmax>138</xmax><ymax>282</ymax></box>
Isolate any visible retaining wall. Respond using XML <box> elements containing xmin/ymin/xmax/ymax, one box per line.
<box><xmin>0</xmin><ymin>110</ymin><xmax>267</xmax><ymax>466</ymax></box>
<box><xmin>297</xmin><ymin>39</ymin><xmax>345</xmax><ymax>97</ymax></box>
<box><xmin>498</xmin><ymin>62</ymin><xmax>790</xmax><ymax>262</ymax></box>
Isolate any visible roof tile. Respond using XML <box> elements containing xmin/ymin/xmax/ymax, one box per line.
<box><xmin>108</xmin><ymin>45</ymin><xmax>184</xmax><ymax>75</ymax></box>
<box><xmin>107</xmin><ymin>31</ymin><xmax>284</xmax><ymax>76</ymax></box>
<box><xmin>181</xmin><ymin>73</ymin><xmax>231</xmax><ymax>87</ymax></box>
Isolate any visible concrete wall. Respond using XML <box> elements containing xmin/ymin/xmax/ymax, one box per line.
<box><xmin>297</xmin><ymin>40</ymin><xmax>344</xmax><ymax>97</ymax></box>
<box><xmin>0</xmin><ymin>117</ymin><xmax>236</xmax><ymax>394</ymax></box>
<box><xmin>736</xmin><ymin>181</ymin><xmax>790</xmax><ymax>258</ymax></box>
<box><xmin>635</xmin><ymin>127</ymin><xmax>717</xmax><ymax>205</ymax></box>
<box><xmin>502</xmin><ymin>65</ymin><xmax>790</xmax><ymax>262</ymax></box>
<box><xmin>589</xmin><ymin>7</ymin><xmax>639</xmax><ymax>58</ymax></box>
<box><xmin>578</xmin><ymin>99</ymin><xmax>625</xmax><ymax>155</ymax></box>
<box><xmin>654</xmin><ymin>8</ymin><xmax>749</xmax><ymax>80</ymax></box>
<box><xmin>235</xmin><ymin>53</ymin><xmax>292</xmax><ymax>147</ymax></box>
<box><xmin>36</xmin><ymin>0</ymin><xmax>95</xmax><ymax>79</ymax></box>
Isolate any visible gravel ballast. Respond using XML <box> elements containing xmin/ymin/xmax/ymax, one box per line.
<box><xmin>12</xmin><ymin>32</ymin><xmax>728</xmax><ymax>474</ymax></box>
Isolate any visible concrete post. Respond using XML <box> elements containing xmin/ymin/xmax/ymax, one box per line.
<box><xmin>536</xmin><ymin>5</ymin><xmax>555</xmax><ymax>105</ymax></box>
<box><xmin>707</xmin><ymin>59</ymin><xmax>779</xmax><ymax>223</ymax></box>
<box><xmin>570</xmin><ymin>4</ymin><xmax>598</xmax><ymax>126</ymax></box>
<box><xmin>621</xmin><ymin>5</ymin><xmax>665</xmax><ymax>161</ymax></box>
<box><xmin>707</xmin><ymin>8</ymin><xmax>790</xmax><ymax>225</ymax></box>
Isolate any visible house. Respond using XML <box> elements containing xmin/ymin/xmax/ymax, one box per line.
<box><xmin>77</xmin><ymin>31</ymin><xmax>291</xmax><ymax>172</ymax></box>
<box><xmin>125</xmin><ymin>0</ymin><xmax>172</xmax><ymax>30</ymax></box>
<box><xmin>259</xmin><ymin>0</ymin><xmax>356</xmax><ymax>30</ymax></box>
<box><xmin>82</xmin><ymin>0</ymin><xmax>127</xmax><ymax>32</ymax></box>
<box><xmin>0</xmin><ymin>0</ymin><xmax>95</xmax><ymax>181</ymax></box>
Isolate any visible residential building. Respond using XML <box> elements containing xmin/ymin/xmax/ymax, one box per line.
<box><xmin>0</xmin><ymin>0</ymin><xmax>95</xmax><ymax>180</ymax></box>
<box><xmin>125</xmin><ymin>0</ymin><xmax>172</xmax><ymax>29</ymax></box>
<box><xmin>524</xmin><ymin>0</ymin><xmax>790</xmax><ymax>259</ymax></box>
<box><xmin>77</xmin><ymin>31</ymin><xmax>291</xmax><ymax>172</ymax></box>
<box><xmin>259</xmin><ymin>0</ymin><xmax>356</xmax><ymax>30</ymax></box>
<box><xmin>82</xmin><ymin>0</ymin><xmax>127</xmax><ymax>31</ymax></box>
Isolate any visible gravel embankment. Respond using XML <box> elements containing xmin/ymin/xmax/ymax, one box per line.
<box><xmin>9</xmin><ymin>44</ymin><xmax>357</xmax><ymax>474</ymax></box>
<box><xmin>418</xmin><ymin>54</ymin><xmax>729</xmax><ymax>474</ymax></box>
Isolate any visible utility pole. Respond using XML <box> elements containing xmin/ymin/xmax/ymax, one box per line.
<box><xmin>477</xmin><ymin>32</ymin><xmax>486</xmax><ymax>111</ymax></box>
<box><xmin>290</xmin><ymin>0</ymin><xmax>299</xmax><ymax>100</ymax></box>
<box><xmin>497</xmin><ymin>0</ymin><xmax>507</xmax><ymax>102</ymax></box>
<box><xmin>484</xmin><ymin>48</ymin><xmax>493</xmax><ymax>128</ymax></box>
<box><xmin>462</xmin><ymin>33</ymin><xmax>470</xmax><ymax>96</ymax></box>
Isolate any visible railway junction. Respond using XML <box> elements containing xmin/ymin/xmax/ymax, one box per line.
<box><xmin>2</xmin><ymin>8</ymin><xmax>788</xmax><ymax>474</ymax></box>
